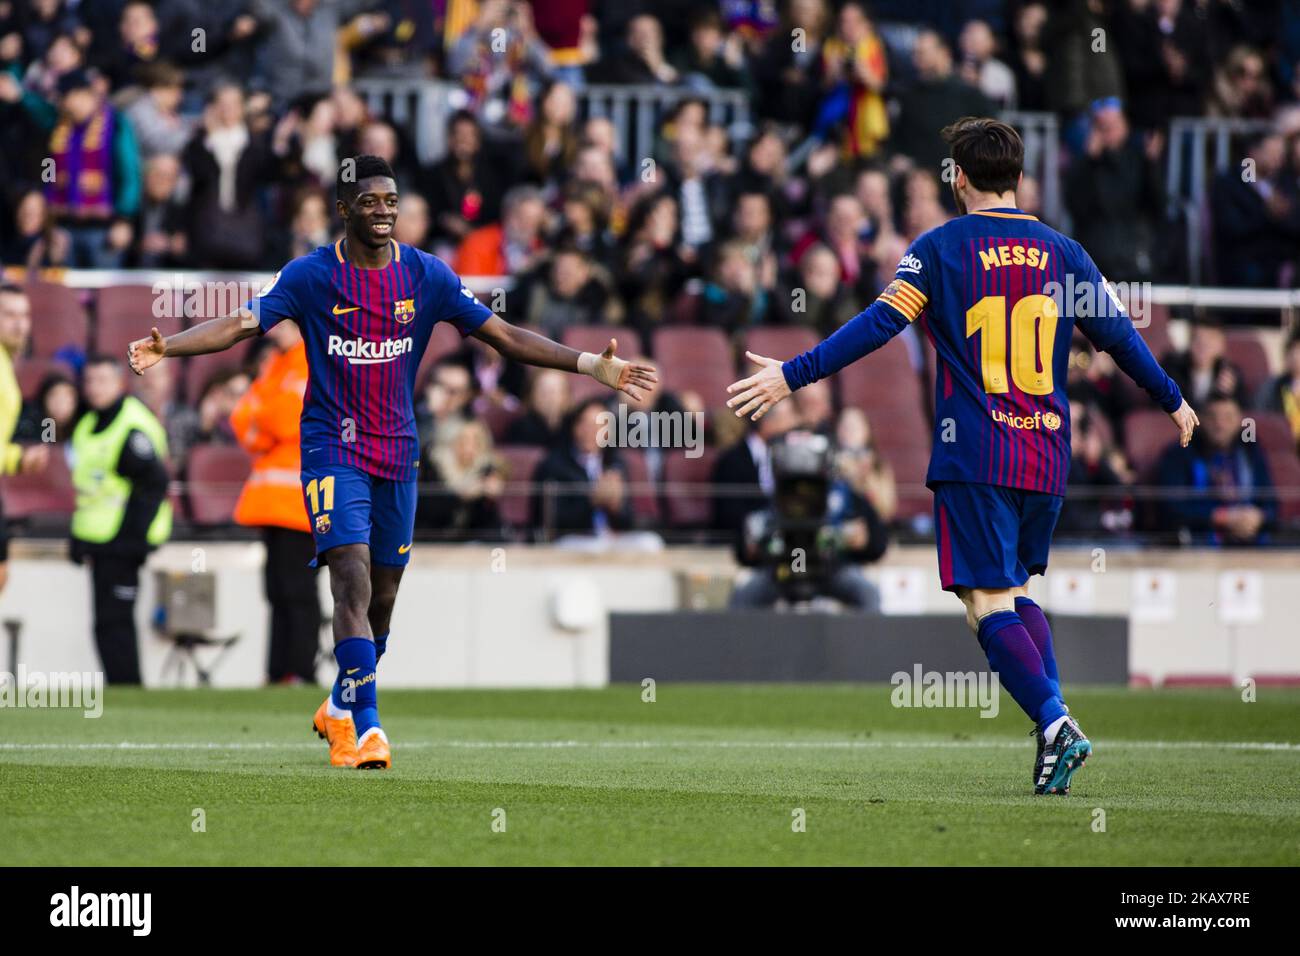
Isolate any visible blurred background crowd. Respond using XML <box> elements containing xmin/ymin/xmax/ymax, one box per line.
<box><xmin>1</xmin><ymin>0</ymin><xmax>1299</xmax><ymax>554</ymax></box>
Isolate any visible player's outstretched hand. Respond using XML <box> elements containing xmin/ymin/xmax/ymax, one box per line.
<box><xmin>1170</xmin><ymin>398</ymin><xmax>1199</xmax><ymax>448</ymax></box>
<box><xmin>727</xmin><ymin>351</ymin><xmax>792</xmax><ymax>422</ymax></box>
<box><xmin>127</xmin><ymin>327</ymin><xmax>166</xmax><ymax>375</ymax></box>
<box><xmin>585</xmin><ymin>339</ymin><xmax>659</xmax><ymax>402</ymax></box>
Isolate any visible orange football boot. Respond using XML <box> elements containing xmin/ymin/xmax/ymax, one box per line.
<box><xmin>312</xmin><ymin>697</ymin><xmax>358</xmax><ymax>767</ymax></box>
<box><xmin>354</xmin><ymin>728</ymin><xmax>392</xmax><ymax>770</ymax></box>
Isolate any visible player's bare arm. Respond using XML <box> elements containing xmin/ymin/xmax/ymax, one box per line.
<box><xmin>471</xmin><ymin>314</ymin><xmax>658</xmax><ymax>401</ymax></box>
<box><xmin>726</xmin><ymin>351</ymin><xmax>792</xmax><ymax>421</ymax></box>
<box><xmin>127</xmin><ymin>311</ymin><xmax>260</xmax><ymax>375</ymax></box>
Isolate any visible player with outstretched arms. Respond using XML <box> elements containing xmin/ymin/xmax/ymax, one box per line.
<box><xmin>128</xmin><ymin>156</ymin><xmax>657</xmax><ymax>769</ymax></box>
<box><xmin>726</xmin><ymin>118</ymin><xmax>1199</xmax><ymax>795</ymax></box>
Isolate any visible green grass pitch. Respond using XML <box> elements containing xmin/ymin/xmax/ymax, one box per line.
<box><xmin>2</xmin><ymin>684</ymin><xmax>1298</xmax><ymax>866</ymax></box>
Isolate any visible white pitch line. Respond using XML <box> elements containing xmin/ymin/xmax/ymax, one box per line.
<box><xmin>0</xmin><ymin>739</ymin><xmax>1297</xmax><ymax>752</ymax></box>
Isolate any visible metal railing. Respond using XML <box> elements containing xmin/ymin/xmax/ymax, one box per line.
<box><xmin>1002</xmin><ymin>111</ymin><xmax>1063</xmax><ymax>228</ymax></box>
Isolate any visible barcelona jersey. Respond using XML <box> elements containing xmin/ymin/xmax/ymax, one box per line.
<box><xmin>249</xmin><ymin>239</ymin><xmax>492</xmax><ymax>481</ymax></box>
<box><xmin>783</xmin><ymin>207</ymin><xmax>1183</xmax><ymax>497</ymax></box>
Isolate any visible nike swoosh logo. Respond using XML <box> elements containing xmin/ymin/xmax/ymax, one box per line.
<box><xmin>398</xmin><ymin>543</ymin><xmax>412</xmax><ymax>554</ymax></box>
<box><xmin>346</xmin><ymin>668</ymin><xmax>360</xmax><ymax>675</ymax></box>
<box><xmin>332</xmin><ymin>304</ymin><xmax>360</xmax><ymax>315</ymax></box>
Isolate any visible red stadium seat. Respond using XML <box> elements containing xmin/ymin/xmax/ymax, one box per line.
<box><xmin>619</xmin><ymin>447</ymin><xmax>660</xmax><ymax>524</ymax></box>
<box><xmin>2</xmin><ymin>446</ymin><xmax>75</xmax><ymax>518</ymax></box>
<box><xmin>415</xmin><ymin>322</ymin><xmax>466</xmax><ymax>391</ymax></box>
<box><xmin>1265</xmin><ymin>449</ymin><xmax>1300</xmax><ymax>525</ymax></box>
<box><xmin>652</xmin><ymin>328</ymin><xmax>732</xmax><ymax>408</ymax></box>
<box><xmin>1224</xmin><ymin>332</ymin><xmax>1271</xmax><ymax>399</ymax></box>
<box><xmin>883</xmin><ymin>440</ymin><xmax>932</xmax><ymax>522</ymax></box>
<box><xmin>660</xmin><ymin>446</ymin><xmax>719</xmax><ymax>528</ymax></box>
<box><xmin>741</xmin><ymin>327</ymin><xmax>819</xmax><ymax>370</ymax></box>
<box><xmin>186</xmin><ymin>444</ymin><xmax>252</xmax><ymax>525</ymax></box>
<box><xmin>95</xmin><ymin>285</ymin><xmax>183</xmax><ymax>355</ymax></box>
<box><xmin>1251</xmin><ymin>411</ymin><xmax>1294</xmax><ymax>454</ymax></box>
<box><xmin>496</xmin><ymin>444</ymin><xmax>547</xmax><ymax>528</ymax></box>
<box><xmin>479</xmin><ymin>401</ymin><xmax>521</xmax><ymax>442</ymax></box>
<box><xmin>1131</xmin><ymin>301</ymin><xmax>1171</xmax><ymax>360</ymax></box>
<box><xmin>25</xmin><ymin>281</ymin><xmax>89</xmax><ymax>358</ymax></box>
<box><xmin>15</xmin><ymin>357</ymin><xmax>75</xmax><ymax>401</ymax></box>
<box><xmin>185</xmin><ymin>339</ymin><xmax>253</xmax><ymax>402</ymax></box>
<box><xmin>1123</xmin><ymin>408</ymin><xmax>1178</xmax><ymax>480</ymax></box>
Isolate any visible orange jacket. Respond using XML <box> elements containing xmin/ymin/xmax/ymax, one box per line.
<box><xmin>452</xmin><ymin>223</ymin><xmax>507</xmax><ymax>276</ymax></box>
<box><xmin>230</xmin><ymin>341</ymin><xmax>310</xmax><ymax>532</ymax></box>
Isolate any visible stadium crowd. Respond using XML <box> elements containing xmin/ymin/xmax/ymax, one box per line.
<box><xmin>1</xmin><ymin>0</ymin><xmax>1299</xmax><ymax>549</ymax></box>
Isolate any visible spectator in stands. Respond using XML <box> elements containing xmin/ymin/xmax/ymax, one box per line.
<box><xmin>448</xmin><ymin>0</ymin><xmax>553</xmax><ymax>127</ymax></box>
<box><xmin>1163</xmin><ymin>317</ymin><xmax>1249</xmax><ymax>408</ymax></box>
<box><xmin>834</xmin><ymin>407</ymin><xmax>896</xmax><ymax>523</ymax></box>
<box><xmin>674</xmin><ymin>240</ymin><xmax>771</xmax><ymax>331</ymax></box>
<box><xmin>16</xmin><ymin>30</ymin><xmax>84</xmax><ymax>106</ymax></box>
<box><xmin>589</xmin><ymin>14</ymin><xmax>678</xmax><ymax>85</ymax></box>
<box><xmin>16</xmin><ymin>371</ymin><xmax>80</xmax><ymax>445</ymax></box>
<box><xmin>229</xmin><ymin>318</ymin><xmax>321</xmax><ymax>685</ymax></box>
<box><xmin>131</xmin><ymin>153</ymin><xmax>187</xmax><ymax>267</ymax></box>
<box><xmin>14</xmin><ymin>0</ymin><xmax>82</xmax><ymax>66</ymax></box>
<box><xmin>1211</xmin><ymin>132</ymin><xmax>1300</xmax><ymax>288</ymax></box>
<box><xmin>792</xmin><ymin>193</ymin><xmax>875</xmax><ymax>300</ymax></box>
<box><xmin>523</xmin><ymin>81</ymin><xmax>579</xmax><ymax>191</ymax></box>
<box><xmin>416</xmin><ymin>418</ymin><xmax>504</xmax><ymax>536</ymax></box>
<box><xmin>1155</xmin><ymin>391</ymin><xmax>1276</xmax><ymax>546</ymax></box>
<box><xmin>890</xmin><ymin>30</ymin><xmax>994</xmax><ymax>175</ymax></box>
<box><xmin>523</xmin><ymin>246</ymin><xmax>620</xmax><ymax>338</ymax></box>
<box><xmin>810</xmin><ymin>1</ymin><xmax>887</xmax><ymax>160</ymax></box>
<box><xmin>172</xmin><ymin>369</ymin><xmax>248</xmax><ymax>467</ymax></box>
<box><xmin>1008</xmin><ymin>2</ymin><xmax>1047</xmax><ymax>111</ymax></box>
<box><xmin>273</xmin><ymin>92</ymin><xmax>340</xmax><ymax>191</ymax></box>
<box><xmin>453</xmin><ymin>183</ymin><xmax>547</xmax><ymax>277</ymax></box>
<box><xmin>1040</xmin><ymin>0</ymin><xmax>1123</xmax><ymax>118</ymax></box>
<box><xmin>528</xmin><ymin>0</ymin><xmax>597</xmax><ymax>86</ymax></box>
<box><xmin>794</xmin><ymin>379</ymin><xmax>834</xmax><ymax>435</ymax></box>
<box><xmin>416</xmin><ymin>359</ymin><xmax>476</xmax><ymax>454</ymax></box>
<box><xmin>1066</xmin><ymin>337</ymin><xmax>1128</xmax><ymax>441</ymax></box>
<box><xmin>152</xmin><ymin>1</ymin><xmax>261</xmax><ymax>102</ymax></box>
<box><xmin>530</xmin><ymin>397</ymin><xmax>633</xmax><ymax>538</ymax></box>
<box><xmin>95</xmin><ymin>0</ymin><xmax>162</xmax><ymax>90</ymax></box>
<box><xmin>250</xmin><ymin>0</ymin><xmax>387</xmax><ymax>110</ymax></box>
<box><xmin>1117</xmin><ymin>0</ymin><xmax>1211</xmax><ymax>131</ymax></box>
<box><xmin>123</xmin><ymin>62</ymin><xmax>192</xmax><ymax>160</ymax></box>
<box><xmin>752</xmin><ymin>0</ymin><xmax>829</xmax><ymax>127</ymax></box>
<box><xmin>425</xmin><ymin>110</ymin><xmax>504</xmax><ymax>250</ymax></box>
<box><xmin>1209</xmin><ymin>45</ymin><xmax>1274</xmax><ymax>119</ymax></box>
<box><xmin>392</xmin><ymin>191</ymin><xmax>432</xmax><ymax>252</ymax></box>
<box><xmin>2</xmin><ymin>188</ymin><xmax>71</xmax><ymax>268</ymax></box>
<box><xmin>557</xmin><ymin>180</ymin><xmax>616</xmax><ymax>270</ymax></box>
<box><xmin>352</xmin><ymin>119</ymin><xmax>419</xmax><ymax>194</ymax></box>
<box><xmin>1057</xmin><ymin>398</ymin><xmax>1134</xmax><ymax>538</ymax></box>
<box><xmin>1254</xmin><ymin>331</ymin><xmax>1300</xmax><ymax>453</ymax></box>
<box><xmin>505</xmin><ymin>368</ymin><xmax>570</xmax><ymax>449</ymax></box>
<box><xmin>712</xmin><ymin>398</ymin><xmax>798</xmax><ymax>535</ymax></box>
<box><xmin>619</xmin><ymin>191</ymin><xmax>688</xmax><ymax>333</ymax></box>
<box><xmin>775</xmin><ymin>242</ymin><xmax>859</xmax><ymax>333</ymax></box>
<box><xmin>12</xmin><ymin>68</ymin><xmax>142</xmax><ymax>268</ymax></box>
<box><xmin>672</xmin><ymin>8</ymin><xmax>749</xmax><ymax>92</ymax></box>
<box><xmin>728</xmin><ymin>191</ymin><xmax>779</xmax><ymax>291</ymax></box>
<box><xmin>279</xmin><ymin>186</ymin><xmax>332</xmax><ymax>262</ymax></box>
<box><xmin>958</xmin><ymin>19</ymin><xmax>1016</xmax><ymax>110</ymax></box>
<box><xmin>1064</xmin><ymin>98</ymin><xmax>1164</xmax><ymax>280</ymax></box>
<box><xmin>664</xmin><ymin>119</ymin><xmax>729</xmax><ymax>258</ymax></box>
<box><xmin>182</xmin><ymin>82</ymin><xmax>277</xmax><ymax>269</ymax></box>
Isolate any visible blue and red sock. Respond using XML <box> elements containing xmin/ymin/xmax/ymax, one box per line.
<box><xmin>1014</xmin><ymin>597</ymin><xmax>1060</xmax><ymax>699</ymax></box>
<box><xmin>332</xmin><ymin>637</ymin><xmax>380</xmax><ymax>739</ymax></box>
<box><xmin>977</xmin><ymin>610</ymin><xmax>1067</xmax><ymax>730</ymax></box>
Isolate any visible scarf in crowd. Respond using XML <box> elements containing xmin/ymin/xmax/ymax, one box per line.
<box><xmin>47</xmin><ymin>106</ymin><xmax>115</xmax><ymax>220</ymax></box>
<box><xmin>205</xmin><ymin>124</ymin><xmax>250</xmax><ymax>212</ymax></box>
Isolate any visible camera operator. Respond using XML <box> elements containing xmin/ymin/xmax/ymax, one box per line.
<box><xmin>729</xmin><ymin>429</ymin><xmax>889</xmax><ymax>610</ymax></box>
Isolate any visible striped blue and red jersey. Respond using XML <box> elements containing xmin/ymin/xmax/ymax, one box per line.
<box><xmin>783</xmin><ymin>207</ymin><xmax>1183</xmax><ymax>497</ymax></box>
<box><xmin>250</xmin><ymin>239</ymin><xmax>492</xmax><ymax>481</ymax></box>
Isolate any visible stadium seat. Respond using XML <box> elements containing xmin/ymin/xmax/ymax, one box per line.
<box><xmin>1133</xmin><ymin>302</ymin><xmax>1172</xmax><ymax>360</ymax></box>
<box><xmin>1265</xmin><ymin>449</ymin><xmax>1300</xmax><ymax>525</ymax></box>
<box><xmin>415</xmin><ymin>322</ymin><xmax>466</xmax><ymax>391</ymax></box>
<box><xmin>1123</xmin><ymin>408</ymin><xmax>1178</xmax><ymax>480</ymax></box>
<box><xmin>2</xmin><ymin>446</ymin><xmax>75</xmax><ymax>518</ymax></box>
<box><xmin>15</xmin><ymin>357</ymin><xmax>75</xmax><ymax>401</ymax></box>
<box><xmin>25</xmin><ymin>281</ymin><xmax>89</xmax><ymax>358</ymax></box>
<box><xmin>479</xmin><ymin>401</ymin><xmax>521</xmax><ymax>442</ymax></box>
<box><xmin>740</xmin><ymin>327</ymin><xmax>819</xmax><ymax>371</ymax></box>
<box><xmin>185</xmin><ymin>444</ymin><xmax>252</xmax><ymax>525</ymax></box>
<box><xmin>496</xmin><ymin>444</ymin><xmax>547</xmax><ymax>529</ymax></box>
<box><xmin>882</xmin><ymin>440</ymin><xmax>933</xmax><ymax>522</ymax></box>
<box><xmin>619</xmin><ymin>447</ymin><xmax>660</xmax><ymax>524</ymax></box>
<box><xmin>1252</xmin><ymin>411</ymin><xmax>1294</xmax><ymax>454</ymax></box>
<box><xmin>652</xmin><ymin>328</ymin><xmax>733</xmax><ymax>407</ymax></box>
<box><xmin>95</xmin><ymin>285</ymin><xmax>183</xmax><ymax>355</ymax></box>
<box><xmin>185</xmin><ymin>339</ymin><xmax>253</xmax><ymax>402</ymax></box>
<box><xmin>660</xmin><ymin>446</ymin><xmax>719</xmax><ymax>528</ymax></box>
<box><xmin>1224</xmin><ymin>332</ymin><xmax>1271</xmax><ymax>399</ymax></box>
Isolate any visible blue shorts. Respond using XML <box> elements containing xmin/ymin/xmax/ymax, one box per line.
<box><xmin>933</xmin><ymin>482</ymin><xmax>1063</xmax><ymax>592</ymax></box>
<box><xmin>300</xmin><ymin>460</ymin><xmax>416</xmax><ymax>567</ymax></box>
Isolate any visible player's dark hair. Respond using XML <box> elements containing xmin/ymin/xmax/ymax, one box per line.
<box><xmin>941</xmin><ymin>117</ymin><xmax>1024</xmax><ymax>196</ymax></box>
<box><xmin>336</xmin><ymin>155</ymin><xmax>396</xmax><ymax>204</ymax></box>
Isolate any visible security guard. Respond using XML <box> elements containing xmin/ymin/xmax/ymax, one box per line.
<box><xmin>71</xmin><ymin>355</ymin><xmax>171</xmax><ymax>684</ymax></box>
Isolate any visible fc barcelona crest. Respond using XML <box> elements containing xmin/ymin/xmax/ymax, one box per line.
<box><xmin>315</xmin><ymin>513</ymin><xmax>331</xmax><ymax>534</ymax></box>
<box><xmin>394</xmin><ymin>298</ymin><xmax>415</xmax><ymax>323</ymax></box>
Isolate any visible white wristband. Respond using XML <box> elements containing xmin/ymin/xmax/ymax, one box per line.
<box><xmin>577</xmin><ymin>351</ymin><xmax>599</xmax><ymax>377</ymax></box>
